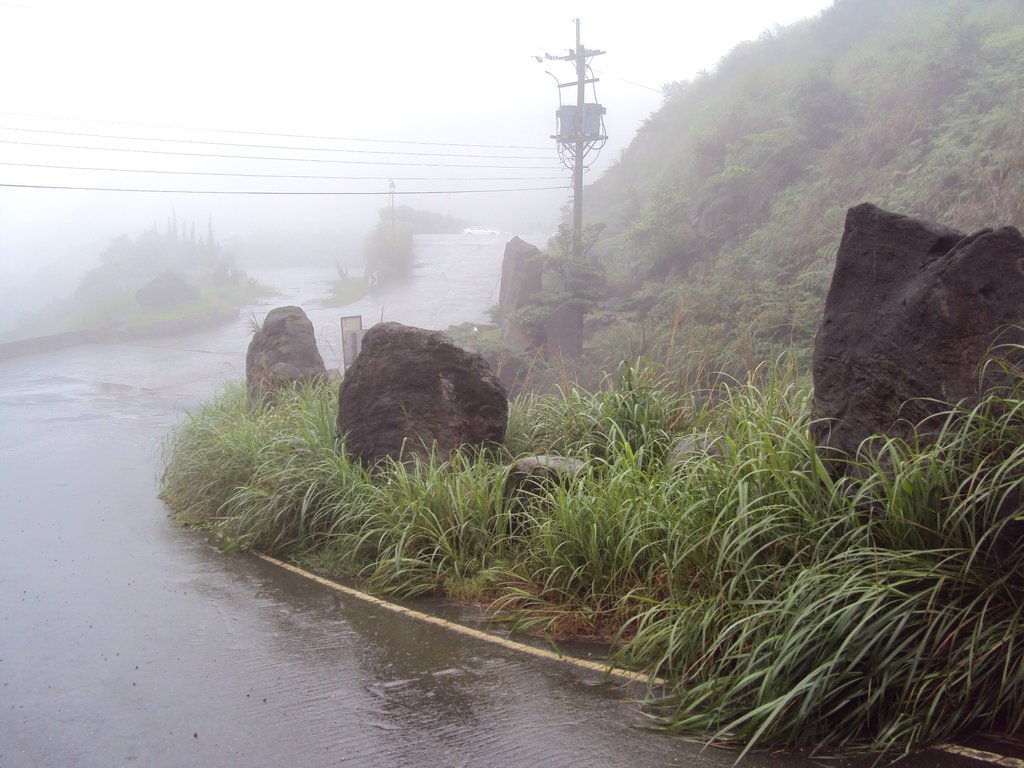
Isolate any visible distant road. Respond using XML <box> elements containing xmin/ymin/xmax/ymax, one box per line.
<box><xmin>333</xmin><ymin>234</ymin><xmax>510</xmax><ymax>330</ymax></box>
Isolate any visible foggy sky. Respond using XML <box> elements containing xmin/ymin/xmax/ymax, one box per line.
<box><xmin>0</xmin><ymin>0</ymin><xmax>834</xmax><ymax>327</ymax></box>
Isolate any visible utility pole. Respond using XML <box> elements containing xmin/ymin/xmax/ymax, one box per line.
<box><xmin>571</xmin><ymin>18</ymin><xmax>587</xmax><ymax>262</ymax></box>
<box><xmin>545</xmin><ymin>18</ymin><xmax>606</xmax><ymax>261</ymax></box>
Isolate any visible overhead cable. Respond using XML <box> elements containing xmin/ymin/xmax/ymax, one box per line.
<box><xmin>0</xmin><ymin>182</ymin><xmax>571</xmax><ymax>195</ymax></box>
<box><xmin>0</xmin><ymin>125</ymin><xmax>554</xmax><ymax>160</ymax></box>
<box><xmin>0</xmin><ymin>139</ymin><xmax>561</xmax><ymax>170</ymax></box>
<box><xmin>0</xmin><ymin>110</ymin><xmax>552</xmax><ymax>151</ymax></box>
<box><xmin>0</xmin><ymin>161</ymin><xmax>565</xmax><ymax>182</ymax></box>
<box><xmin>591</xmin><ymin>68</ymin><xmax>664</xmax><ymax>94</ymax></box>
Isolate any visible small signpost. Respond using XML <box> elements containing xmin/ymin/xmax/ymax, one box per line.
<box><xmin>340</xmin><ymin>315</ymin><xmax>365</xmax><ymax>371</ymax></box>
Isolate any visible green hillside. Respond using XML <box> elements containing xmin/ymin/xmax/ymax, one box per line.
<box><xmin>578</xmin><ymin>0</ymin><xmax>1024</xmax><ymax>380</ymax></box>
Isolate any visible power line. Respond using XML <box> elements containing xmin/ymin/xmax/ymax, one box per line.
<box><xmin>0</xmin><ymin>139</ymin><xmax>561</xmax><ymax>170</ymax></box>
<box><xmin>592</xmin><ymin>68</ymin><xmax>664</xmax><ymax>94</ymax></box>
<box><xmin>0</xmin><ymin>125</ymin><xmax>554</xmax><ymax>161</ymax></box>
<box><xmin>0</xmin><ymin>182</ymin><xmax>570</xmax><ymax>196</ymax></box>
<box><xmin>0</xmin><ymin>160</ymin><xmax>566</xmax><ymax>183</ymax></box>
<box><xmin>0</xmin><ymin>110</ymin><xmax>552</xmax><ymax>151</ymax></box>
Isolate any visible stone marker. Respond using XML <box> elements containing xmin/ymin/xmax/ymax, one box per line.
<box><xmin>502</xmin><ymin>454</ymin><xmax>586</xmax><ymax>534</ymax></box>
<box><xmin>811</xmin><ymin>203</ymin><xmax>1024</xmax><ymax>464</ymax></box>
<box><xmin>668</xmin><ymin>432</ymin><xmax>723</xmax><ymax>468</ymax></box>
<box><xmin>504</xmin><ymin>454</ymin><xmax>586</xmax><ymax>497</ymax></box>
<box><xmin>246</xmin><ymin>306</ymin><xmax>327</xmax><ymax>405</ymax></box>
<box><xmin>336</xmin><ymin>322</ymin><xmax>507</xmax><ymax>467</ymax></box>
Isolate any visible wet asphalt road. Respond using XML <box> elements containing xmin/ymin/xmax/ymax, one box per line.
<box><xmin>0</xmin><ymin>241</ymin><xmax>1007</xmax><ymax>767</ymax></box>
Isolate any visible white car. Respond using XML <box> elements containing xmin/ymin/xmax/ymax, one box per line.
<box><xmin>462</xmin><ymin>226</ymin><xmax>501</xmax><ymax>235</ymax></box>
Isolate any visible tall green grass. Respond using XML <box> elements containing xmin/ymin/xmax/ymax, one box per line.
<box><xmin>160</xmin><ymin>361</ymin><xmax>1024</xmax><ymax>756</ymax></box>
<box><xmin>161</xmin><ymin>382</ymin><xmax>371</xmax><ymax>553</ymax></box>
<box><xmin>620</xmin><ymin>371</ymin><xmax>1024</xmax><ymax>757</ymax></box>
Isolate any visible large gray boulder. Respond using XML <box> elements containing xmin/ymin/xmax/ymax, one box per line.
<box><xmin>497</xmin><ymin>237</ymin><xmax>544</xmax><ymax>349</ymax></box>
<box><xmin>811</xmin><ymin>203</ymin><xmax>1024</xmax><ymax>462</ymax></box>
<box><xmin>246</xmin><ymin>306</ymin><xmax>327</xmax><ymax>405</ymax></box>
<box><xmin>337</xmin><ymin>322</ymin><xmax>507</xmax><ymax>467</ymax></box>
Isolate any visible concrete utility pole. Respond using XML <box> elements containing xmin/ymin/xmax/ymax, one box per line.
<box><xmin>546</xmin><ymin>18</ymin><xmax>606</xmax><ymax>261</ymax></box>
<box><xmin>571</xmin><ymin>19</ymin><xmax>587</xmax><ymax>261</ymax></box>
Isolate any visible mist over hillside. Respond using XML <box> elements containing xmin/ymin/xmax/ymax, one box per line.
<box><xmin>571</xmin><ymin>0</ymin><xmax>1024</xmax><ymax>380</ymax></box>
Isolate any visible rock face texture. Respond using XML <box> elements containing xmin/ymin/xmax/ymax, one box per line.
<box><xmin>337</xmin><ymin>322</ymin><xmax>508</xmax><ymax>466</ymax></box>
<box><xmin>246</xmin><ymin>306</ymin><xmax>327</xmax><ymax>405</ymax></box>
<box><xmin>812</xmin><ymin>203</ymin><xmax>1024</xmax><ymax>461</ymax></box>
<box><xmin>497</xmin><ymin>237</ymin><xmax>544</xmax><ymax>349</ymax></box>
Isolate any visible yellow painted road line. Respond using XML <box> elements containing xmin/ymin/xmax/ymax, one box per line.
<box><xmin>255</xmin><ymin>552</ymin><xmax>666</xmax><ymax>688</ymax></box>
<box><xmin>257</xmin><ymin>554</ymin><xmax>1024</xmax><ymax>762</ymax></box>
<box><xmin>933</xmin><ymin>743</ymin><xmax>1024</xmax><ymax>768</ymax></box>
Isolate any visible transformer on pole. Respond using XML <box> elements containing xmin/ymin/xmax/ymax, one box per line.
<box><xmin>544</xmin><ymin>18</ymin><xmax>606</xmax><ymax>261</ymax></box>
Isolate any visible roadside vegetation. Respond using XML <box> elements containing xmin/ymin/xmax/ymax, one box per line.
<box><xmin>324</xmin><ymin>273</ymin><xmax>368</xmax><ymax>308</ymax></box>
<box><xmin>161</xmin><ymin>358</ymin><xmax>1024</xmax><ymax>757</ymax></box>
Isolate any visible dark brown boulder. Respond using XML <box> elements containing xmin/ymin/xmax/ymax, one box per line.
<box><xmin>336</xmin><ymin>322</ymin><xmax>507</xmax><ymax>467</ymax></box>
<box><xmin>812</xmin><ymin>203</ymin><xmax>1024</xmax><ymax>462</ymax></box>
<box><xmin>246</xmin><ymin>306</ymin><xmax>327</xmax><ymax>405</ymax></box>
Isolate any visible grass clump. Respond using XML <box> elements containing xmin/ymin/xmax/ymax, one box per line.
<box><xmin>161</xmin><ymin>382</ymin><xmax>373</xmax><ymax>554</ymax></box>
<box><xmin>323</xmin><ymin>275</ymin><xmax>368</xmax><ymax>308</ymax></box>
<box><xmin>619</xmin><ymin>375</ymin><xmax>1024</xmax><ymax>757</ymax></box>
<box><xmin>160</xmin><ymin>360</ymin><xmax>1024</xmax><ymax>757</ymax></box>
